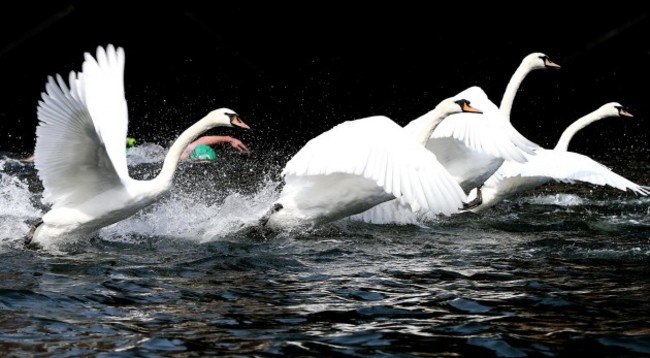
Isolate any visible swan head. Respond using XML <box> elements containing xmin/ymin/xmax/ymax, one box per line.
<box><xmin>437</xmin><ymin>97</ymin><xmax>482</xmax><ymax>115</ymax></box>
<box><xmin>600</xmin><ymin>102</ymin><xmax>634</xmax><ymax>118</ymax></box>
<box><xmin>523</xmin><ymin>52</ymin><xmax>561</xmax><ymax>70</ymax></box>
<box><xmin>205</xmin><ymin>108</ymin><xmax>251</xmax><ymax>129</ymax></box>
<box><xmin>453</xmin><ymin>86</ymin><xmax>500</xmax><ymax>114</ymax></box>
<box><xmin>454</xmin><ymin>99</ymin><xmax>482</xmax><ymax>114</ymax></box>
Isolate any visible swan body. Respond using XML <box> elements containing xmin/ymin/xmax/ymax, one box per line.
<box><xmin>353</xmin><ymin>53</ymin><xmax>559</xmax><ymax>224</ymax></box>
<box><xmin>28</xmin><ymin>45</ymin><xmax>250</xmax><ymax>249</ymax></box>
<box><xmin>262</xmin><ymin>96</ymin><xmax>482</xmax><ymax>230</ymax></box>
<box><xmin>423</xmin><ymin>53</ymin><xmax>559</xmax><ymax>192</ymax></box>
<box><xmin>472</xmin><ymin>103</ymin><xmax>648</xmax><ymax>211</ymax></box>
<box><xmin>413</xmin><ymin>87</ymin><xmax>536</xmax><ymax>192</ymax></box>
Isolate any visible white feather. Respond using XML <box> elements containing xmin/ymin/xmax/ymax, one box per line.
<box><xmin>352</xmin><ymin>53</ymin><xmax>559</xmax><ymax>224</ymax></box>
<box><xmin>474</xmin><ymin>102</ymin><xmax>648</xmax><ymax>211</ymax></box>
<box><xmin>266</xmin><ymin>97</ymin><xmax>475</xmax><ymax>229</ymax></box>
<box><xmin>30</xmin><ymin>45</ymin><xmax>246</xmax><ymax>249</ymax></box>
<box><xmin>282</xmin><ymin>116</ymin><xmax>466</xmax><ymax>214</ymax></box>
<box><xmin>405</xmin><ymin>86</ymin><xmax>538</xmax><ymax>193</ymax></box>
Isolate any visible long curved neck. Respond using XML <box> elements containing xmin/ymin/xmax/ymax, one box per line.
<box><xmin>499</xmin><ymin>62</ymin><xmax>531</xmax><ymax>121</ymax></box>
<box><xmin>152</xmin><ymin>116</ymin><xmax>217</xmax><ymax>188</ymax></box>
<box><xmin>554</xmin><ymin>110</ymin><xmax>607</xmax><ymax>152</ymax></box>
<box><xmin>414</xmin><ymin>106</ymin><xmax>451</xmax><ymax>145</ymax></box>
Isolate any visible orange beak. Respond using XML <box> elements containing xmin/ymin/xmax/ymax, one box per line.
<box><xmin>619</xmin><ymin>108</ymin><xmax>634</xmax><ymax>118</ymax></box>
<box><xmin>544</xmin><ymin>58</ymin><xmax>561</xmax><ymax>69</ymax></box>
<box><xmin>232</xmin><ymin>116</ymin><xmax>251</xmax><ymax>129</ymax></box>
<box><xmin>462</xmin><ymin>102</ymin><xmax>482</xmax><ymax>114</ymax></box>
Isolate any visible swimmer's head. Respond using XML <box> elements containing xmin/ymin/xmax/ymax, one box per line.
<box><xmin>189</xmin><ymin>143</ymin><xmax>217</xmax><ymax>160</ymax></box>
<box><xmin>126</xmin><ymin>137</ymin><xmax>137</xmax><ymax>148</ymax></box>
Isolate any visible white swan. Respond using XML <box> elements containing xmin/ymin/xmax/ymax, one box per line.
<box><xmin>260</xmin><ymin>95</ymin><xmax>482</xmax><ymax>230</ymax></box>
<box><xmin>26</xmin><ymin>45</ymin><xmax>250</xmax><ymax>249</ymax></box>
<box><xmin>352</xmin><ymin>53</ymin><xmax>560</xmax><ymax>223</ymax></box>
<box><xmin>499</xmin><ymin>52</ymin><xmax>561</xmax><ymax>120</ymax></box>
<box><xmin>471</xmin><ymin>102</ymin><xmax>649</xmax><ymax>211</ymax></box>
<box><xmin>412</xmin><ymin>87</ymin><xmax>536</xmax><ymax>192</ymax></box>
<box><xmin>422</xmin><ymin>53</ymin><xmax>560</xmax><ymax>193</ymax></box>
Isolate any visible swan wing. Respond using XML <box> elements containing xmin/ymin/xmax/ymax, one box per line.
<box><xmin>428</xmin><ymin>112</ymin><xmax>531</xmax><ymax>163</ymax></box>
<box><xmin>283</xmin><ymin>116</ymin><xmax>467</xmax><ymax>215</ymax></box>
<box><xmin>500</xmin><ymin>150</ymin><xmax>649</xmax><ymax>195</ymax></box>
<box><xmin>504</xmin><ymin>119</ymin><xmax>540</xmax><ymax>154</ymax></box>
<box><xmin>405</xmin><ymin>86</ymin><xmax>539</xmax><ymax>163</ymax></box>
<box><xmin>349</xmin><ymin>199</ymin><xmax>421</xmax><ymax>225</ymax></box>
<box><xmin>34</xmin><ymin>45</ymin><xmax>128</xmax><ymax>208</ymax></box>
<box><xmin>81</xmin><ymin>45</ymin><xmax>130</xmax><ymax>180</ymax></box>
<box><xmin>34</xmin><ymin>71</ymin><xmax>124</xmax><ymax>207</ymax></box>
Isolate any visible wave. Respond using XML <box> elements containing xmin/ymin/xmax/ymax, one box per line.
<box><xmin>0</xmin><ymin>169</ymin><xmax>42</xmax><ymax>248</ymax></box>
<box><xmin>99</xmin><ymin>177</ymin><xmax>282</xmax><ymax>244</ymax></box>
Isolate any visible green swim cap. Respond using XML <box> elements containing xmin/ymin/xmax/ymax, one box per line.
<box><xmin>126</xmin><ymin>137</ymin><xmax>137</xmax><ymax>148</ymax></box>
<box><xmin>189</xmin><ymin>143</ymin><xmax>217</xmax><ymax>160</ymax></box>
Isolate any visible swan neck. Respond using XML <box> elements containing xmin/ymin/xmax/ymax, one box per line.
<box><xmin>499</xmin><ymin>63</ymin><xmax>530</xmax><ymax>121</ymax></box>
<box><xmin>554</xmin><ymin>111</ymin><xmax>606</xmax><ymax>151</ymax></box>
<box><xmin>415</xmin><ymin>106</ymin><xmax>448</xmax><ymax>145</ymax></box>
<box><xmin>154</xmin><ymin>116</ymin><xmax>215</xmax><ymax>186</ymax></box>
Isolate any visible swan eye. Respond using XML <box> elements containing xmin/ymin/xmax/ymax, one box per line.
<box><xmin>225</xmin><ymin>112</ymin><xmax>240</xmax><ymax>123</ymax></box>
<box><xmin>539</xmin><ymin>56</ymin><xmax>560</xmax><ymax>69</ymax></box>
<box><xmin>454</xmin><ymin>99</ymin><xmax>470</xmax><ymax>107</ymax></box>
<box><xmin>453</xmin><ymin>99</ymin><xmax>482</xmax><ymax>114</ymax></box>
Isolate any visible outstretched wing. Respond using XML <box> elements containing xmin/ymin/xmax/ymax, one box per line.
<box><xmin>405</xmin><ymin>86</ymin><xmax>539</xmax><ymax>164</ymax></box>
<box><xmin>82</xmin><ymin>44</ymin><xmax>129</xmax><ymax>180</ymax></box>
<box><xmin>282</xmin><ymin>116</ymin><xmax>467</xmax><ymax>215</ymax></box>
<box><xmin>349</xmin><ymin>199</ymin><xmax>421</xmax><ymax>225</ymax></box>
<box><xmin>427</xmin><ymin>111</ymin><xmax>534</xmax><ymax>163</ymax></box>
<box><xmin>498</xmin><ymin>149</ymin><xmax>649</xmax><ymax>195</ymax></box>
<box><xmin>34</xmin><ymin>45</ymin><xmax>128</xmax><ymax>207</ymax></box>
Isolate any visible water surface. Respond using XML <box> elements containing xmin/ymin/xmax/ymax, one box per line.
<box><xmin>1</xmin><ymin>149</ymin><xmax>649</xmax><ymax>357</ymax></box>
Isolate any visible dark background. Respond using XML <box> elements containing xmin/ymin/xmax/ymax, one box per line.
<box><xmin>1</xmin><ymin>2</ymin><xmax>648</xmax><ymax>157</ymax></box>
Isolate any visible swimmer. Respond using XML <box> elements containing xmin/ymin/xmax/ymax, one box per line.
<box><xmin>181</xmin><ymin>135</ymin><xmax>249</xmax><ymax>160</ymax></box>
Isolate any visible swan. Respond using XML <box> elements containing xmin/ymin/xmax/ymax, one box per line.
<box><xmin>352</xmin><ymin>53</ymin><xmax>560</xmax><ymax>223</ymax></box>
<box><xmin>499</xmin><ymin>52</ymin><xmax>561</xmax><ymax>120</ymax></box>
<box><xmin>420</xmin><ymin>53</ymin><xmax>560</xmax><ymax>193</ymax></box>
<box><xmin>26</xmin><ymin>45</ymin><xmax>250</xmax><ymax>249</ymax></box>
<box><xmin>470</xmin><ymin>102</ymin><xmax>649</xmax><ymax>211</ymax></box>
<box><xmin>260</xmin><ymin>95</ymin><xmax>483</xmax><ymax>230</ymax></box>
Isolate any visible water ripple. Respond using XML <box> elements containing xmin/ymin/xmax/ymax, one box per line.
<box><xmin>1</xmin><ymin>153</ymin><xmax>649</xmax><ymax>356</ymax></box>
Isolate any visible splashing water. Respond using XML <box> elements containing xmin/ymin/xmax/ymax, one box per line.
<box><xmin>523</xmin><ymin>193</ymin><xmax>585</xmax><ymax>206</ymax></box>
<box><xmin>0</xmin><ymin>164</ymin><xmax>41</xmax><ymax>247</ymax></box>
<box><xmin>100</xmin><ymin>177</ymin><xmax>282</xmax><ymax>244</ymax></box>
<box><xmin>126</xmin><ymin>142</ymin><xmax>168</xmax><ymax>165</ymax></box>
<box><xmin>1</xmin><ymin>149</ymin><xmax>650</xmax><ymax>356</ymax></box>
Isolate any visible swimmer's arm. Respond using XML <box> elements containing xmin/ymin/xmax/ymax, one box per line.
<box><xmin>181</xmin><ymin>136</ymin><xmax>224</xmax><ymax>159</ymax></box>
<box><xmin>181</xmin><ymin>143</ymin><xmax>199</xmax><ymax>159</ymax></box>
<box><xmin>194</xmin><ymin>136</ymin><xmax>249</xmax><ymax>152</ymax></box>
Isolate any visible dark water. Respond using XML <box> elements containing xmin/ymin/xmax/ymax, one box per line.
<box><xmin>1</xmin><ymin>148</ymin><xmax>650</xmax><ymax>357</ymax></box>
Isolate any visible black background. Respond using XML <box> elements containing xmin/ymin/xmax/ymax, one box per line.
<box><xmin>1</xmin><ymin>2</ymin><xmax>648</xmax><ymax>157</ymax></box>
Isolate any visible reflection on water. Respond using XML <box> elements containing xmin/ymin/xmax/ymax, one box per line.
<box><xmin>1</xmin><ymin>150</ymin><xmax>650</xmax><ymax>356</ymax></box>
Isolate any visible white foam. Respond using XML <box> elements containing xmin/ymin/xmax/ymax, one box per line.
<box><xmin>0</xmin><ymin>171</ymin><xmax>42</xmax><ymax>247</ymax></box>
<box><xmin>99</xmin><ymin>178</ymin><xmax>282</xmax><ymax>244</ymax></box>
<box><xmin>522</xmin><ymin>193</ymin><xmax>585</xmax><ymax>206</ymax></box>
<box><xmin>126</xmin><ymin>142</ymin><xmax>167</xmax><ymax>165</ymax></box>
